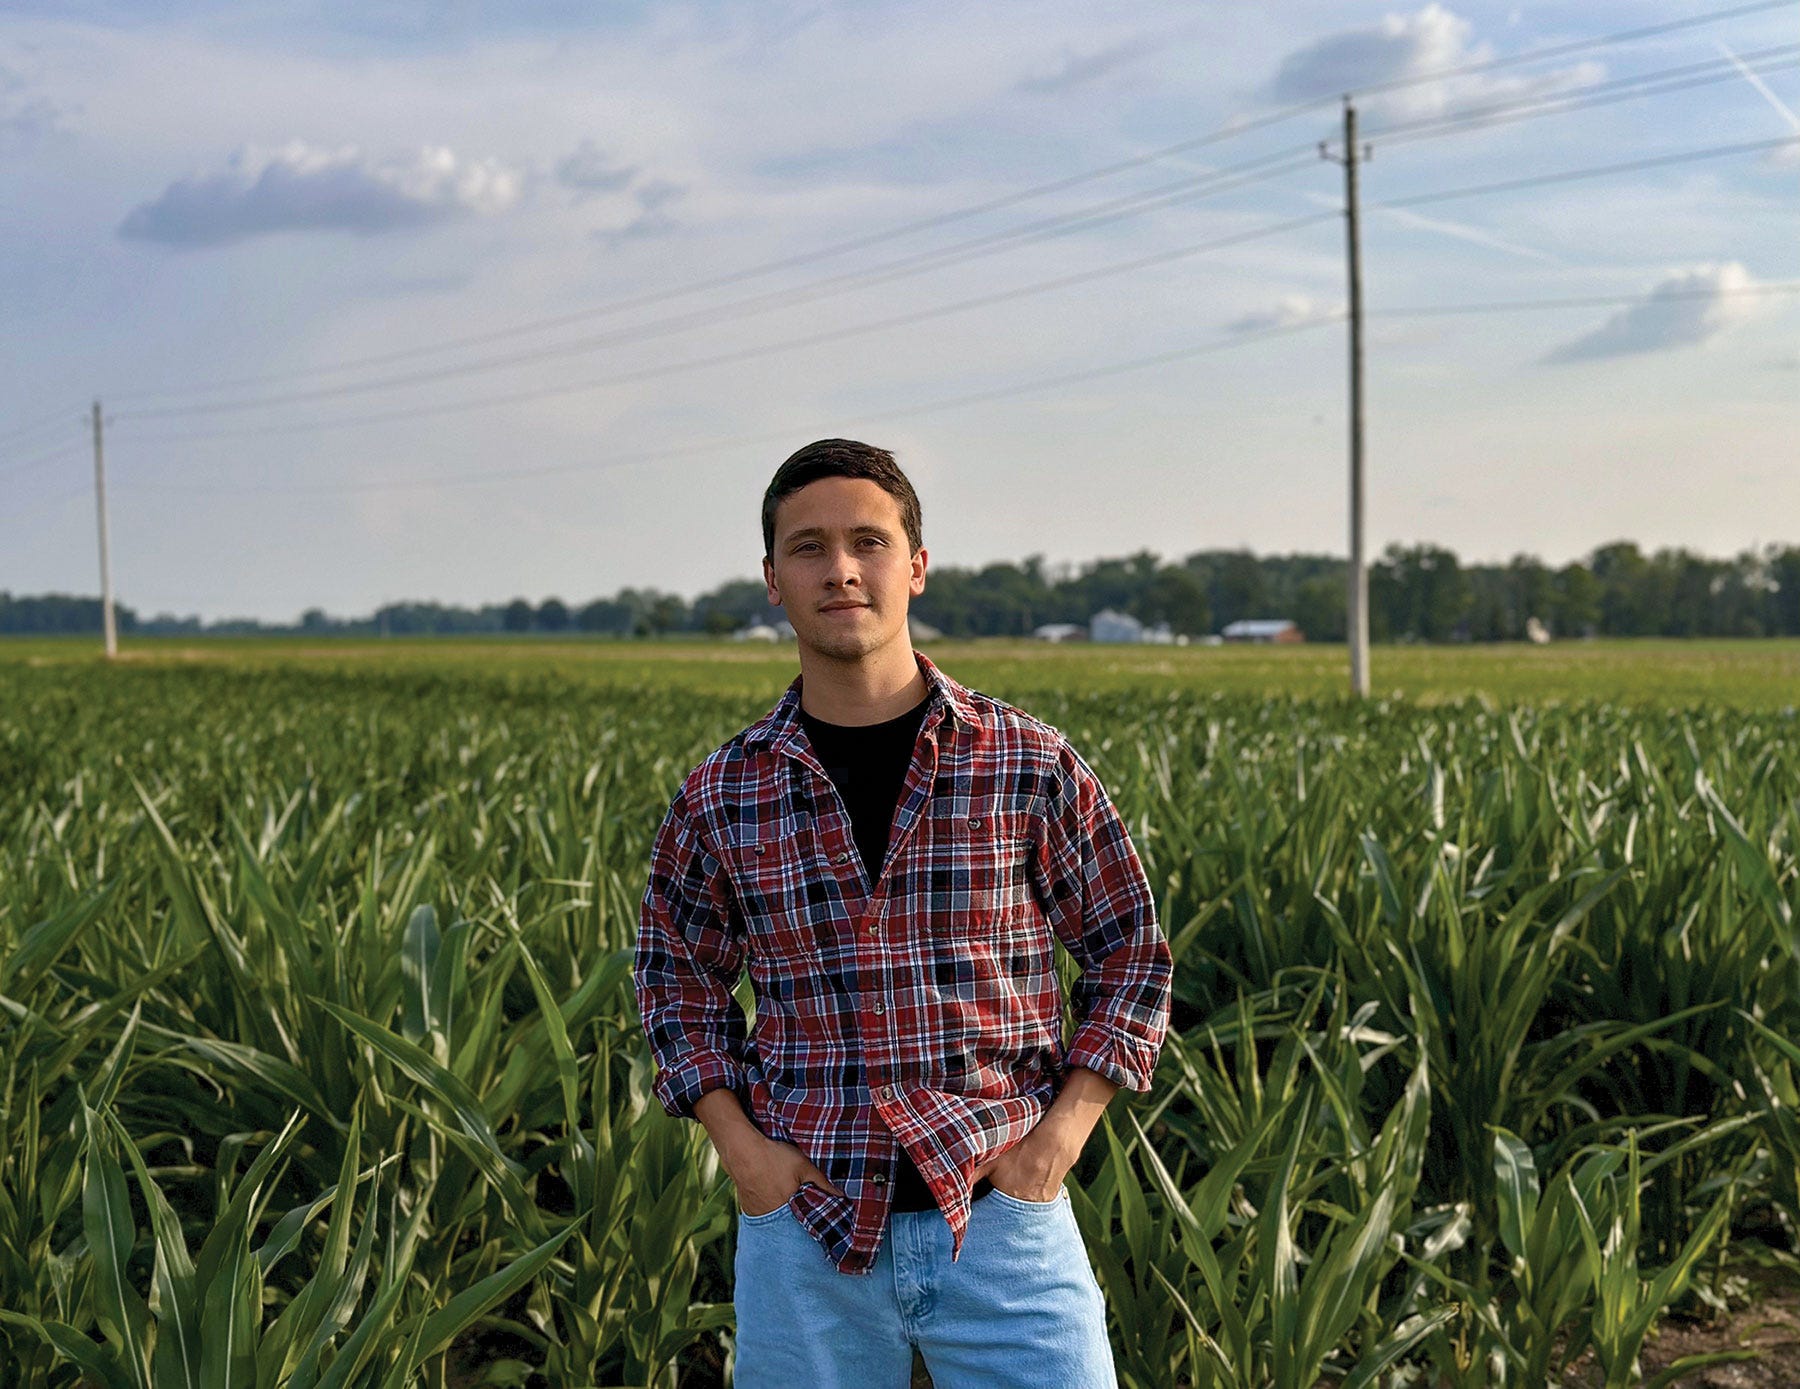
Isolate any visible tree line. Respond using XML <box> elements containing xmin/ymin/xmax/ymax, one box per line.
<box><xmin>8</xmin><ymin>540</ymin><xmax>1800</xmax><ymax>641</ymax></box>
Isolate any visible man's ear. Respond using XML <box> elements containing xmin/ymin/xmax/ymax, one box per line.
<box><xmin>763</xmin><ymin>556</ymin><xmax>781</xmax><ymax>606</ymax></box>
<box><xmin>909</xmin><ymin>545</ymin><xmax>929</xmax><ymax>597</ymax></box>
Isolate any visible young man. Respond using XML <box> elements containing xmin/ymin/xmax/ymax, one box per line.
<box><xmin>634</xmin><ymin>439</ymin><xmax>1171</xmax><ymax>1388</ymax></box>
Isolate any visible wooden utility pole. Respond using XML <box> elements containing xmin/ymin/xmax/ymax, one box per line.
<box><xmin>1323</xmin><ymin>99</ymin><xmax>1371</xmax><ymax>698</ymax></box>
<box><xmin>91</xmin><ymin>400</ymin><xmax>117</xmax><ymax>659</ymax></box>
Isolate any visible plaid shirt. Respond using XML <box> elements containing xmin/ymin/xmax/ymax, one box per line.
<box><xmin>634</xmin><ymin>653</ymin><xmax>1171</xmax><ymax>1274</ymax></box>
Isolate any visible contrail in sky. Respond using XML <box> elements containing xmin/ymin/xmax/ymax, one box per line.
<box><xmin>1298</xmin><ymin>189</ymin><xmax>1565</xmax><ymax>265</ymax></box>
<box><xmin>1715</xmin><ymin>39</ymin><xmax>1800</xmax><ymax>131</ymax></box>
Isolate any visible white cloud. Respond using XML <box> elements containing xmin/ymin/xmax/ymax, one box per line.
<box><xmin>1544</xmin><ymin>263</ymin><xmax>1766</xmax><ymax>364</ymax></box>
<box><xmin>555</xmin><ymin>139</ymin><xmax>637</xmax><ymax>195</ymax></box>
<box><xmin>1264</xmin><ymin>5</ymin><xmax>1600</xmax><ymax>121</ymax></box>
<box><xmin>1017</xmin><ymin>35</ymin><xmax>1160</xmax><ymax>95</ymax></box>
<box><xmin>590</xmin><ymin>177</ymin><xmax>687</xmax><ymax>246</ymax></box>
<box><xmin>1226</xmin><ymin>294</ymin><xmax>1342</xmax><ymax>334</ymax></box>
<box><xmin>119</xmin><ymin>140</ymin><xmax>525</xmax><ymax>247</ymax></box>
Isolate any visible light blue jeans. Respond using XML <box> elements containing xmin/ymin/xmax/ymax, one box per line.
<box><xmin>731</xmin><ymin>1187</ymin><xmax>1117</xmax><ymax>1388</ymax></box>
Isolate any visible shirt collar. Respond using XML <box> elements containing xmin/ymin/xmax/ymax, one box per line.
<box><xmin>744</xmin><ymin>651</ymin><xmax>977</xmax><ymax>758</ymax></box>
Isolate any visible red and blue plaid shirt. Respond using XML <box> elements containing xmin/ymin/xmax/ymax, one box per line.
<box><xmin>634</xmin><ymin>653</ymin><xmax>1171</xmax><ymax>1274</ymax></box>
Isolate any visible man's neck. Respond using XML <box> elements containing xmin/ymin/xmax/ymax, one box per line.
<box><xmin>797</xmin><ymin>645</ymin><xmax>928</xmax><ymax>726</ymax></box>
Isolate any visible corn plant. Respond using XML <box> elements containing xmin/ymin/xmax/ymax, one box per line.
<box><xmin>4</xmin><ymin>657</ymin><xmax>1798</xmax><ymax>1384</ymax></box>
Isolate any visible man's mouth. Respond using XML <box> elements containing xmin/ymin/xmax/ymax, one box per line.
<box><xmin>819</xmin><ymin>602</ymin><xmax>868</xmax><ymax>613</ymax></box>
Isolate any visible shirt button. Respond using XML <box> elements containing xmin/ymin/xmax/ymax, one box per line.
<box><xmin>868</xmin><ymin>923</ymin><xmax>880</xmax><ymax>933</ymax></box>
<box><xmin>871</xmin><ymin>1173</ymin><xmax>888</xmax><ymax>1186</ymax></box>
<box><xmin>968</xmin><ymin>817</ymin><xmax>982</xmax><ymax>829</ymax></box>
<box><xmin>872</xmin><ymin>1001</ymin><xmax>885</xmax><ymax>1015</ymax></box>
<box><xmin>834</xmin><ymin>851</ymin><xmax>850</xmax><ymax>865</ymax></box>
<box><xmin>753</xmin><ymin>844</ymin><xmax>766</xmax><ymax>855</ymax></box>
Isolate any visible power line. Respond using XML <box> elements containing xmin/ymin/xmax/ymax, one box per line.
<box><xmin>1330</xmin><ymin>0</ymin><xmax>1795</xmax><ymax>104</ymax></box>
<box><xmin>1375</xmin><ymin>281</ymin><xmax>1800</xmax><ymax>317</ymax></box>
<box><xmin>111</xmin><ymin>211</ymin><xmax>1342</xmax><ymax>438</ymax></box>
<box><xmin>116</xmin><ymin>319</ymin><xmax>1346</xmax><ymax>496</ymax></box>
<box><xmin>0</xmin><ymin>406</ymin><xmax>84</xmax><ymax>452</ymax></box>
<box><xmin>105</xmin><ymin>0</ymin><xmax>1797</xmax><ymax>406</ymax></box>
<box><xmin>1365</xmin><ymin>43</ymin><xmax>1800</xmax><ymax>148</ymax></box>
<box><xmin>106</xmin><ymin>281</ymin><xmax>1800</xmax><ymax>499</ymax></box>
<box><xmin>1378</xmin><ymin>133</ymin><xmax>1800</xmax><ymax>209</ymax></box>
<box><xmin>110</xmin><ymin>152</ymin><xmax>1324</xmax><ymax>421</ymax></box>
<box><xmin>111</xmin><ymin>49</ymin><xmax>1800</xmax><ymax>426</ymax></box>
<box><xmin>0</xmin><ymin>483</ymin><xmax>92</xmax><ymax>525</ymax></box>
<box><xmin>113</xmin><ymin>129</ymin><xmax>1796</xmax><ymax>443</ymax></box>
<box><xmin>0</xmin><ymin>440</ymin><xmax>84</xmax><ymax>481</ymax></box>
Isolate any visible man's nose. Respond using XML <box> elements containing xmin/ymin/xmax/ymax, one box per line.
<box><xmin>825</xmin><ymin>547</ymin><xmax>861</xmax><ymax>588</ymax></box>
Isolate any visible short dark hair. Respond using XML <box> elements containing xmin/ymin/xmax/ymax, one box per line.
<box><xmin>761</xmin><ymin>438</ymin><xmax>923</xmax><ymax>559</ymax></box>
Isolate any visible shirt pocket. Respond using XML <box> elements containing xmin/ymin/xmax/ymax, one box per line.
<box><xmin>718</xmin><ymin>820</ymin><xmax>844</xmax><ymax>967</ymax></box>
<box><xmin>928</xmin><ymin>810</ymin><xmax>1039</xmax><ymax>940</ymax></box>
<box><xmin>720</xmin><ymin>822</ymin><xmax>796</xmax><ymax>931</ymax></box>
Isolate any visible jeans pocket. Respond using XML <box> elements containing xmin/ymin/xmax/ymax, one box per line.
<box><xmin>739</xmin><ymin>1196</ymin><xmax>796</xmax><ymax>1227</ymax></box>
<box><xmin>987</xmin><ymin>1184</ymin><xmax>1065</xmax><ymax>1212</ymax></box>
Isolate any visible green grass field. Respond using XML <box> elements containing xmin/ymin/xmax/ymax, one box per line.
<box><xmin>7</xmin><ymin>633</ymin><xmax>1800</xmax><ymax>708</ymax></box>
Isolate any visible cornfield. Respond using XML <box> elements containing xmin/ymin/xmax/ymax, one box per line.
<box><xmin>2</xmin><ymin>656</ymin><xmax>1796</xmax><ymax>1387</ymax></box>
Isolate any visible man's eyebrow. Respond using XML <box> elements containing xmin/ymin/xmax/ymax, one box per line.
<box><xmin>783</xmin><ymin>524</ymin><xmax>895</xmax><ymax>542</ymax></box>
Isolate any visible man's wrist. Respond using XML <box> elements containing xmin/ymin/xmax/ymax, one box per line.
<box><xmin>1036</xmin><ymin>1066</ymin><xmax>1120</xmax><ymax>1161</ymax></box>
<box><xmin>693</xmin><ymin>1087</ymin><xmax>766</xmax><ymax>1171</ymax></box>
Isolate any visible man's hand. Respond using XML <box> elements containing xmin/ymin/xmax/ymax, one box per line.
<box><xmin>974</xmin><ymin>1122</ymin><xmax>1079</xmax><ymax>1202</ymax></box>
<box><xmin>726</xmin><ymin>1131</ymin><xmax>844</xmax><ymax>1216</ymax></box>
<box><xmin>693</xmin><ymin>1089</ymin><xmax>844</xmax><ymax>1216</ymax></box>
<box><xmin>974</xmin><ymin>1066</ymin><xmax>1120</xmax><ymax>1202</ymax></box>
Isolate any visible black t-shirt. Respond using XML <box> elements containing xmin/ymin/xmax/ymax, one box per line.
<box><xmin>798</xmin><ymin>696</ymin><xmax>930</xmax><ymax>883</ymax></box>
<box><xmin>798</xmin><ymin>694</ymin><xmax>991</xmax><ymax>1212</ymax></box>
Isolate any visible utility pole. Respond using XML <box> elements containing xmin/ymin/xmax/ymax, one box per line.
<box><xmin>1322</xmin><ymin>99</ymin><xmax>1371</xmax><ymax>699</ymax></box>
<box><xmin>91</xmin><ymin>400</ymin><xmax>117</xmax><ymax>659</ymax></box>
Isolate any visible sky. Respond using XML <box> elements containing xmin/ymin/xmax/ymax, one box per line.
<box><xmin>1</xmin><ymin>0</ymin><xmax>1795</xmax><ymax>623</ymax></box>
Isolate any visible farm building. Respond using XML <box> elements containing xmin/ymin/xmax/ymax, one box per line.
<box><xmin>1091</xmin><ymin>610</ymin><xmax>1176</xmax><ymax>645</ymax></box>
<box><xmin>1221</xmin><ymin>618</ymin><xmax>1304</xmax><ymax>644</ymax></box>
<box><xmin>1033</xmin><ymin>622</ymin><xmax>1086</xmax><ymax>643</ymax></box>
<box><xmin>1089</xmin><ymin>609</ymin><xmax>1143</xmax><ymax>643</ymax></box>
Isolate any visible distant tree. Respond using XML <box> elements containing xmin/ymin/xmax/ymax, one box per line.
<box><xmin>1590</xmin><ymin>542</ymin><xmax>1652</xmax><ymax>635</ymax></box>
<box><xmin>1555</xmin><ymin>563</ymin><xmax>1601</xmax><ymax>637</ymax></box>
<box><xmin>1374</xmin><ymin>545</ymin><xmax>1469</xmax><ymax>642</ymax></box>
<box><xmin>913</xmin><ymin>567</ymin><xmax>978</xmax><ymax>636</ymax></box>
<box><xmin>577</xmin><ymin>597</ymin><xmax>631</xmax><ymax>635</ymax></box>
<box><xmin>1659</xmin><ymin>550</ymin><xmax>1720</xmax><ymax>637</ymax></box>
<box><xmin>1209</xmin><ymin>551</ymin><xmax>1267</xmax><ymax>629</ymax></box>
<box><xmin>973</xmin><ymin>560</ymin><xmax>1040</xmax><ymax>635</ymax></box>
<box><xmin>1292</xmin><ymin>576</ymin><xmax>1344</xmax><ymax>642</ymax></box>
<box><xmin>502</xmin><ymin>598</ymin><xmax>534</xmax><ymax>633</ymax></box>
<box><xmin>1139</xmin><ymin>567</ymin><xmax>1210</xmax><ymax>636</ymax></box>
<box><xmin>647</xmin><ymin>593</ymin><xmax>688</xmax><ymax>635</ymax></box>
<box><xmin>1506</xmin><ymin>555</ymin><xmax>1557</xmax><ymax>640</ymax></box>
<box><xmin>536</xmin><ymin>598</ymin><xmax>570</xmax><ymax>632</ymax></box>
<box><xmin>1768</xmin><ymin>546</ymin><xmax>1800</xmax><ymax>635</ymax></box>
<box><xmin>0</xmin><ymin>592</ymin><xmax>139</xmax><ymax>635</ymax></box>
<box><xmin>691</xmin><ymin>579</ymin><xmax>774</xmax><ymax>634</ymax></box>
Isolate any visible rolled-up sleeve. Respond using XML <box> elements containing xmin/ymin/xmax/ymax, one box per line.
<box><xmin>1037</xmin><ymin>741</ymin><xmax>1171</xmax><ymax>1093</ymax></box>
<box><xmin>633</xmin><ymin>790</ymin><xmax>748</xmax><ymax>1119</ymax></box>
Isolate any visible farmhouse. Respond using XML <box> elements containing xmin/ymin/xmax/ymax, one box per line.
<box><xmin>1221</xmin><ymin>618</ymin><xmax>1304</xmax><ymax>644</ymax></box>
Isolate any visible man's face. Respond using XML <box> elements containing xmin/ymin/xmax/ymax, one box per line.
<box><xmin>763</xmin><ymin>476</ymin><xmax>928</xmax><ymax>665</ymax></box>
